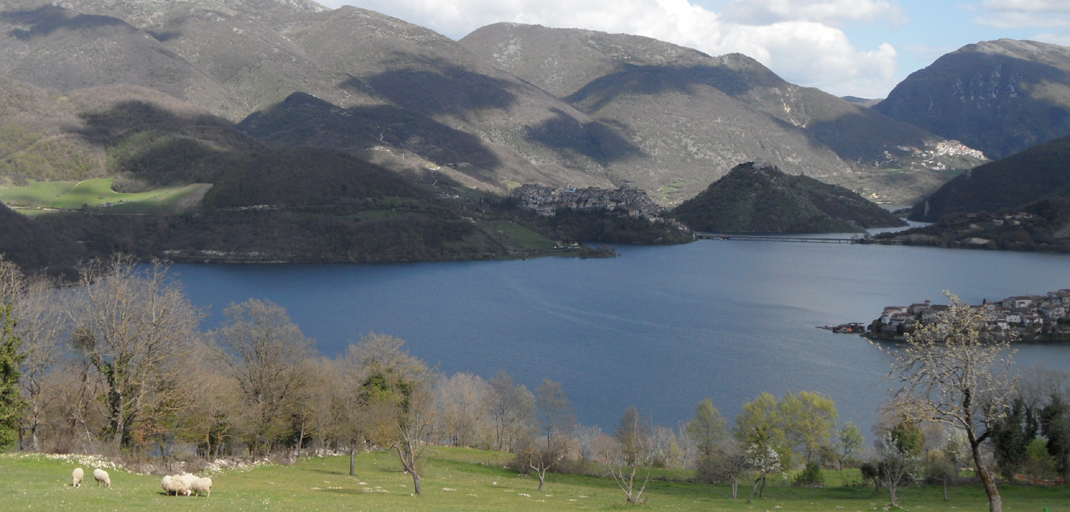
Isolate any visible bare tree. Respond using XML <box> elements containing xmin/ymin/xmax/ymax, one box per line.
<box><xmin>609</xmin><ymin>406</ymin><xmax>652</xmax><ymax>505</ymax></box>
<box><xmin>67</xmin><ymin>257</ymin><xmax>202</xmax><ymax>450</ymax></box>
<box><xmin>0</xmin><ymin>257</ymin><xmax>22</xmax><ymax>306</ymax></box>
<box><xmin>15</xmin><ymin>278</ymin><xmax>69</xmax><ymax>451</ymax></box>
<box><xmin>488</xmin><ymin>370</ymin><xmax>536</xmax><ymax>452</ymax></box>
<box><xmin>590</xmin><ymin>432</ymin><xmax>620</xmax><ymax>465</ymax></box>
<box><xmin>212</xmin><ymin>299</ymin><xmax>315</xmax><ymax>454</ymax></box>
<box><xmin>435</xmin><ymin>372</ymin><xmax>492</xmax><ymax>448</ymax></box>
<box><xmin>888</xmin><ymin>292</ymin><xmax>1015</xmax><ymax>512</ymax></box>
<box><xmin>522</xmin><ymin>379</ymin><xmax>574</xmax><ymax>491</ymax></box>
<box><xmin>176</xmin><ymin>361</ymin><xmax>238</xmax><ymax>460</ymax></box>
<box><xmin>697</xmin><ymin>442</ymin><xmax>749</xmax><ymax>498</ymax></box>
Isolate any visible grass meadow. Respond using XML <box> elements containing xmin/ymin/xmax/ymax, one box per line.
<box><xmin>2</xmin><ymin>448</ymin><xmax>1068</xmax><ymax>511</ymax></box>
<box><xmin>0</xmin><ymin>178</ymin><xmax>210</xmax><ymax>214</ymax></box>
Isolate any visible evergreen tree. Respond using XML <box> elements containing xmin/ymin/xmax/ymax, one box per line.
<box><xmin>1040</xmin><ymin>395</ymin><xmax>1070</xmax><ymax>480</ymax></box>
<box><xmin>993</xmin><ymin>397</ymin><xmax>1038</xmax><ymax>481</ymax></box>
<box><xmin>0</xmin><ymin>302</ymin><xmax>27</xmax><ymax>448</ymax></box>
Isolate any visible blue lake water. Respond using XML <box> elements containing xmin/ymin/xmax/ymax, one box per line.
<box><xmin>171</xmin><ymin>240</ymin><xmax>1070</xmax><ymax>433</ymax></box>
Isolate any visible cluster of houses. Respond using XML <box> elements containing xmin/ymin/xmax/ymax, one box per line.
<box><xmin>873</xmin><ymin>289</ymin><xmax>1070</xmax><ymax>337</ymax></box>
<box><xmin>510</xmin><ymin>183</ymin><xmax>666</xmax><ymax>221</ymax></box>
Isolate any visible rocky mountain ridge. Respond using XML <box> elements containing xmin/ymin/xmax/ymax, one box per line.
<box><xmin>461</xmin><ymin>22</ymin><xmax>987</xmax><ymax>205</ymax></box>
<box><xmin>0</xmin><ymin>1</ymin><xmax>989</xmax><ymax>207</ymax></box>
<box><xmin>875</xmin><ymin>39</ymin><xmax>1070</xmax><ymax>160</ymax></box>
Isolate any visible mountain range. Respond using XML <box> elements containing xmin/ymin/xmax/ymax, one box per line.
<box><xmin>4</xmin><ymin>0</ymin><xmax>1070</xmax><ymax>267</ymax></box>
<box><xmin>0</xmin><ymin>0</ymin><xmax>988</xmax><ymax>205</ymax></box>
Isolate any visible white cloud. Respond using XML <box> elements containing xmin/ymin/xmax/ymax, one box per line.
<box><xmin>979</xmin><ymin>0</ymin><xmax>1070</xmax><ymax>12</ymax></box>
<box><xmin>724</xmin><ymin>0</ymin><xmax>905</xmax><ymax>26</ymax></box>
<box><xmin>322</xmin><ymin>0</ymin><xmax>901</xmax><ymax>97</ymax></box>
<box><xmin>968</xmin><ymin>0</ymin><xmax>1070</xmax><ymax>30</ymax></box>
<box><xmin>1033</xmin><ymin>32</ymin><xmax>1070</xmax><ymax>46</ymax></box>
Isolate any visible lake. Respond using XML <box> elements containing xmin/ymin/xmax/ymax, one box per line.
<box><xmin>171</xmin><ymin>240</ymin><xmax>1070</xmax><ymax>434</ymax></box>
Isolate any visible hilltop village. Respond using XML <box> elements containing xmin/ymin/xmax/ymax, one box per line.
<box><xmin>510</xmin><ymin>183</ymin><xmax>668</xmax><ymax>222</ymax></box>
<box><xmin>870</xmin><ymin>289</ymin><xmax>1070</xmax><ymax>340</ymax></box>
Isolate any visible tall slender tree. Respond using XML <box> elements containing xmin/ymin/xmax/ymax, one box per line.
<box><xmin>888</xmin><ymin>292</ymin><xmax>1015</xmax><ymax>512</ymax></box>
<box><xmin>0</xmin><ymin>301</ymin><xmax>27</xmax><ymax>447</ymax></box>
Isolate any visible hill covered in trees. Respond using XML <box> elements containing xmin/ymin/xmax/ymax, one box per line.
<box><xmin>909</xmin><ymin>135</ymin><xmax>1070</xmax><ymax>222</ymax></box>
<box><xmin>673</xmin><ymin>162</ymin><xmax>906</xmax><ymax>233</ymax></box>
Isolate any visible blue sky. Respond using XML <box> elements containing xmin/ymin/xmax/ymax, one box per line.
<box><xmin>323</xmin><ymin>0</ymin><xmax>1070</xmax><ymax>98</ymax></box>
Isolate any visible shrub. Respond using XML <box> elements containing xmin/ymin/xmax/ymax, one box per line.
<box><xmin>794</xmin><ymin>462</ymin><xmax>825</xmax><ymax>486</ymax></box>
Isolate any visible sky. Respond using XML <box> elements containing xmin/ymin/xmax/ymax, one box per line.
<box><xmin>318</xmin><ymin>0</ymin><xmax>1070</xmax><ymax>99</ymax></box>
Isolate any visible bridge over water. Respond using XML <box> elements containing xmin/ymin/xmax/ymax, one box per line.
<box><xmin>695</xmin><ymin>233</ymin><xmax>863</xmax><ymax>244</ymax></box>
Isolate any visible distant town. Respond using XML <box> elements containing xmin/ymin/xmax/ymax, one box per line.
<box><xmin>510</xmin><ymin>183</ymin><xmax>672</xmax><ymax>223</ymax></box>
<box><xmin>867</xmin><ymin>289</ymin><xmax>1070</xmax><ymax>341</ymax></box>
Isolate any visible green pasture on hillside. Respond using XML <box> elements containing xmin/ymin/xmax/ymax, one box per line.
<box><xmin>0</xmin><ymin>178</ymin><xmax>211</xmax><ymax>214</ymax></box>
<box><xmin>2</xmin><ymin>449</ymin><xmax>1068</xmax><ymax>511</ymax></box>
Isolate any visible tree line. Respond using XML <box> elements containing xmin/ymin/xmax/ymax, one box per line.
<box><xmin>1</xmin><ymin>260</ymin><xmax>1069</xmax><ymax>507</ymax></box>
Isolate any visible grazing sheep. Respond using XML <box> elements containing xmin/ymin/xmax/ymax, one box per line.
<box><xmin>72</xmin><ymin>467</ymin><xmax>84</xmax><ymax>487</ymax></box>
<box><xmin>191</xmin><ymin>477</ymin><xmax>212</xmax><ymax>498</ymax></box>
<box><xmin>167</xmin><ymin>475</ymin><xmax>191</xmax><ymax>496</ymax></box>
<box><xmin>93</xmin><ymin>468</ymin><xmax>110</xmax><ymax>488</ymax></box>
<box><xmin>178</xmin><ymin>473</ymin><xmax>197</xmax><ymax>490</ymax></box>
<box><xmin>161</xmin><ymin>475</ymin><xmax>173</xmax><ymax>495</ymax></box>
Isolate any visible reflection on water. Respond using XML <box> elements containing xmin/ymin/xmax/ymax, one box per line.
<box><xmin>173</xmin><ymin>241</ymin><xmax>1070</xmax><ymax>431</ymax></box>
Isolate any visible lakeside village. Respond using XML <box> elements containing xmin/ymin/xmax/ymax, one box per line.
<box><xmin>510</xmin><ymin>183</ymin><xmax>690</xmax><ymax>230</ymax></box>
<box><xmin>823</xmin><ymin>289</ymin><xmax>1070</xmax><ymax>341</ymax></box>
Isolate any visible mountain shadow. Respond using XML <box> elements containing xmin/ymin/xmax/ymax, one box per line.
<box><xmin>565</xmin><ymin>64</ymin><xmax>777</xmax><ymax>113</ymax></box>
<box><xmin>523</xmin><ymin>108</ymin><xmax>641</xmax><ymax>165</ymax></box>
<box><xmin>2</xmin><ymin>5</ymin><xmax>130</xmax><ymax>41</ymax></box>
<box><xmin>0</xmin><ymin>201</ymin><xmax>84</xmax><ymax>277</ymax></box>
<box><xmin>72</xmin><ymin>100</ymin><xmax>262</xmax><ymax>188</ymax></box>
<box><xmin>202</xmin><ymin>147</ymin><xmax>431</xmax><ymax>209</ymax></box>
<box><xmin>239</xmin><ymin>92</ymin><xmax>504</xmax><ymax>182</ymax></box>
<box><xmin>359</xmin><ymin>55</ymin><xmax>519</xmax><ymax>119</ymax></box>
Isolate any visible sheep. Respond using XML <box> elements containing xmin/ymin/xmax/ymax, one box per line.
<box><xmin>178</xmin><ymin>473</ymin><xmax>197</xmax><ymax>490</ymax></box>
<box><xmin>161</xmin><ymin>475</ymin><xmax>173</xmax><ymax>496</ymax></box>
<box><xmin>72</xmin><ymin>467</ymin><xmax>83</xmax><ymax>487</ymax></box>
<box><xmin>190</xmin><ymin>477</ymin><xmax>212</xmax><ymax>498</ymax></box>
<box><xmin>165</xmin><ymin>474</ymin><xmax>191</xmax><ymax>496</ymax></box>
<box><xmin>93</xmin><ymin>468</ymin><xmax>110</xmax><ymax>488</ymax></box>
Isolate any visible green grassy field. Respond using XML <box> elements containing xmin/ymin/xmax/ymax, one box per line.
<box><xmin>1</xmin><ymin>449</ymin><xmax>1067</xmax><ymax>511</ymax></box>
<box><xmin>0</xmin><ymin>178</ymin><xmax>211</xmax><ymax>214</ymax></box>
<box><xmin>478</xmin><ymin>220</ymin><xmax>558</xmax><ymax>253</ymax></box>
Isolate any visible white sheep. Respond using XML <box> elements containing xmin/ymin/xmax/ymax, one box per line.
<box><xmin>190</xmin><ymin>477</ymin><xmax>212</xmax><ymax>497</ymax></box>
<box><xmin>161</xmin><ymin>475</ymin><xmax>173</xmax><ymax>495</ymax></box>
<box><xmin>72</xmin><ymin>467</ymin><xmax>83</xmax><ymax>487</ymax></box>
<box><xmin>178</xmin><ymin>473</ymin><xmax>197</xmax><ymax>490</ymax></box>
<box><xmin>166</xmin><ymin>476</ymin><xmax>192</xmax><ymax>495</ymax></box>
<box><xmin>93</xmin><ymin>468</ymin><xmax>110</xmax><ymax>488</ymax></box>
